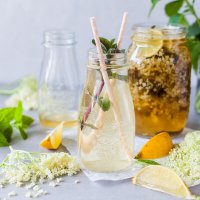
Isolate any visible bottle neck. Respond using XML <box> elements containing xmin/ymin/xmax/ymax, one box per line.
<box><xmin>43</xmin><ymin>30</ymin><xmax>76</xmax><ymax>47</ymax></box>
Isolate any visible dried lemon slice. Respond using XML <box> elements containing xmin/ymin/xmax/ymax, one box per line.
<box><xmin>133</xmin><ymin>165</ymin><xmax>194</xmax><ymax>199</ymax></box>
<box><xmin>133</xmin><ymin>29</ymin><xmax>163</xmax><ymax>58</ymax></box>
<box><xmin>40</xmin><ymin>122</ymin><xmax>64</xmax><ymax>149</ymax></box>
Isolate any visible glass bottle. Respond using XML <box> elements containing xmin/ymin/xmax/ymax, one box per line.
<box><xmin>78</xmin><ymin>50</ymin><xmax>135</xmax><ymax>173</ymax></box>
<box><xmin>39</xmin><ymin>30</ymin><xmax>81</xmax><ymax>128</ymax></box>
<box><xmin>128</xmin><ymin>24</ymin><xmax>191</xmax><ymax>137</ymax></box>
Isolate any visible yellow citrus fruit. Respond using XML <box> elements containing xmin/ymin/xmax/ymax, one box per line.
<box><xmin>133</xmin><ymin>29</ymin><xmax>163</xmax><ymax>58</ymax></box>
<box><xmin>40</xmin><ymin>122</ymin><xmax>64</xmax><ymax>149</ymax></box>
<box><xmin>136</xmin><ymin>132</ymin><xmax>173</xmax><ymax>159</ymax></box>
<box><xmin>132</xmin><ymin>165</ymin><xmax>194</xmax><ymax>199</ymax></box>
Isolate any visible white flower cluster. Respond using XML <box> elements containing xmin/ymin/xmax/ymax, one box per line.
<box><xmin>0</xmin><ymin>148</ymin><xmax>80</xmax><ymax>186</ymax></box>
<box><xmin>166</xmin><ymin>131</ymin><xmax>200</xmax><ymax>186</ymax></box>
<box><xmin>5</xmin><ymin>77</ymin><xmax>38</xmax><ymax>111</ymax></box>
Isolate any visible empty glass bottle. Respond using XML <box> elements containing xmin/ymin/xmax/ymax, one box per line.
<box><xmin>39</xmin><ymin>30</ymin><xmax>81</xmax><ymax>128</ymax></box>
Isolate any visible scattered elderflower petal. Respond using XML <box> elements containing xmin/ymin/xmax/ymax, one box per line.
<box><xmin>56</xmin><ymin>178</ymin><xmax>62</xmax><ymax>183</ymax></box>
<box><xmin>26</xmin><ymin>183</ymin><xmax>36</xmax><ymax>190</ymax></box>
<box><xmin>75</xmin><ymin>179</ymin><xmax>80</xmax><ymax>184</ymax></box>
<box><xmin>49</xmin><ymin>181</ymin><xmax>58</xmax><ymax>187</ymax></box>
<box><xmin>8</xmin><ymin>191</ymin><xmax>17</xmax><ymax>197</ymax></box>
<box><xmin>25</xmin><ymin>192</ymin><xmax>33</xmax><ymax>198</ymax></box>
<box><xmin>33</xmin><ymin>185</ymin><xmax>40</xmax><ymax>191</ymax></box>
<box><xmin>16</xmin><ymin>182</ymin><xmax>23</xmax><ymax>187</ymax></box>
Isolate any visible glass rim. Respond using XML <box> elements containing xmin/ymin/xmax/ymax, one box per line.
<box><xmin>88</xmin><ymin>48</ymin><xmax>127</xmax><ymax>57</ymax></box>
<box><xmin>87</xmin><ymin>48</ymin><xmax>129</xmax><ymax>70</ymax></box>
<box><xmin>43</xmin><ymin>29</ymin><xmax>76</xmax><ymax>45</ymax></box>
<box><xmin>132</xmin><ymin>23</ymin><xmax>186</xmax><ymax>39</ymax></box>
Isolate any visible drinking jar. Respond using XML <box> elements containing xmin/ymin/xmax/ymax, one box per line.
<box><xmin>128</xmin><ymin>24</ymin><xmax>191</xmax><ymax>137</ymax></box>
<box><xmin>78</xmin><ymin>50</ymin><xmax>135</xmax><ymax>173</ymax></box>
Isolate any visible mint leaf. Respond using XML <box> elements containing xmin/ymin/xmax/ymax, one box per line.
<box><xmin>188</xmin><ymin>22</ymin><xmax>200</xmax><ymax>37</ymax></box>
<box><xmin>0</xmin><ymin>102</ymin><xmax>34</xmax><ymax>146</ymax></box>
<box><xmin>165</xmin><ymin>0</ymin><xmax>183</xmax><ymax>17</ymax></box>
<box><xmin>187</xmin><ymin>39</ymin><xmax>200</xmax><ymax>73</ymax></box>
<box><xmin>92</xmin><ymin>37</ymin><xmax>124</xmax><ymax>54</ymax></box>
<box><xmin>22</xmin><ymin>115</ymin><xmax>34</xmax><ymax>127</ymax></box>
<box><xmin>14</xmin><ymin>101</ymin><xmax>23</xmax><ymax>122</ymax></box>
<box><xmin>0</xmin><ymin>132</ymin><xmax>9</xmax><ymax>147</ymax></box>
<box><xmin>169</xmin><ymin>14</ymin><xmax>189</xmax><ymax>27</ymax></box>
<box><xmin>137</xmin><ymin>159</ymin><xmax>160</xmax><ymax>165</ymax></box>
<box><xmin>195</xmin><ymin>91</ymin><xmax>200</xmax><ymax>113</ymax></box>
<box><xmin>98</xmin><ymin>97</ymin><xmax>111</xmax><ymax>112</ymax></box>
<box><xmin>148</xmin><ymin>0</ymin><xmax>161</xmax><ymax>16</ymax></box>
<box><xmin>3</xmin><ymin>126</ymin><xmax>13</xmax><ymax>142</ymax></box>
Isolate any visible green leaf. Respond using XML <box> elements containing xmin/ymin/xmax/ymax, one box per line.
<box><xmin>14</xmin><ymin>101</ymin><xmax>23</xmax><ymax>122</ymax></box>
<box><xmin>169</xmin><ymin>14</ymin><xmax>189</xmax><ymax>27</ymax></box>
<box><xmin>165</xmin><ymin>0</ymin><xmax>183</xmax><ymax>17</ymax></box>
<box><xmin>195</xmin><ymin>91</ymin><xmax>200</xmax><ymax>113</ymax></box>
<box><xmin>0</xmin><ymin>107</ymin><xmax>15</xmax><ymax>122</ymax></box>
<box><xmin>136</xmin><ymin>159</ymin><xmax>160</xmax><ymax>165</ymax></box>
<box><xmin>22</xmin><ymin>115</ymin><xmax>34</xmax><ymax>127</ymax></box>
<box><xmin>18</xmin><ymin>127</ymin><xmax>28</xmax><ymax>140</ymax></box>
<box><xmin>148</xmin><ymin>0</ymin><xmax>161</xmax><ymax>16</ymax></box>
<box><xmin>99</xmin><ymin>37</ymin><xmax>112</xmax><ymax>51</ymax></box>
<box><xmin>3</xmin><ymin>126</ymin><xmax>13</xmax><ymax>142</ymax></box>
<box><xmin>187</xmin><ymin>39</ymin><xmax>200</xmax><ymax>73</ymax></box>
<box><xmin>0</xmin><ymin>132</ymin><xmax>9</xmax><ymax>147</ymax></box>
<box><xmin>110</xmin><ymin>73</ymin><xmax>128</xmax><ymax>82</ymax></box>
<box><xmin>98</xmin><ymin>97</ymin><xmax>111</xmax><ymax>112</ymax></box>
<box><xmin>188</xmin><ymin>22</ymin><xmax>200</xmax><ymax>37</ymax></box>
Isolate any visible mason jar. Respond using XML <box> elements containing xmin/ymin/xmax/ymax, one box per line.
<box><xmin>78</xmin><ymin>50</ymin><xmax>135</xmax><ymax>173</ymax></box>
<box><xmin>128</xmin><ymin>24</ymin><xmax>191</xmax><ymax>137</ymax></box>
<box><xmin>39</xmin><ymin>30</ymin><xmax>81</xmax><ymax>128</ymax></box>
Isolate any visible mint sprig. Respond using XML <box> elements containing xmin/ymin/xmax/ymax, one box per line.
<box><xmin>98</xmin><ymin>96</ymin><xmax>111</xmax><ymax>112</ymax></box>
<box><xmin>0</xmin><ymin>102</ymin><xmax>34</xmax><ymax>146</ymax></box>
<box><xmin>92</xmin><ymin>37</ymin><xmax>125</xmax><ymax>54</ymax></box>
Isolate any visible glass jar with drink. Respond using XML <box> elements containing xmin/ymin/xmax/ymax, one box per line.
<box><xmin>128</xmin><ymin>24</ymin><xmax>191</xmax><ymax>137</ymax></box>
<box><xmin>78</xmin><ymin>49</ymin><xmax>135</xmax><ymax>173</ymax></box>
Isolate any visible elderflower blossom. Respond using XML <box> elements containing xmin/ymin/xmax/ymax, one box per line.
<box><xmin>166</xmin><ymin>131</ymin><xmax>200</xmax><ymax>186</ymax></box>
<box><xmin>0</xmin><ymin>148</ymin><xmax>80</xmax><ymax>185</ymax></box>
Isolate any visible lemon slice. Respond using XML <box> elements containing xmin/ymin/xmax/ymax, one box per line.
<box><xmin>136</xmin><ymin>132</ymin><xmax>173</xmax><ymax>159</ymax></box>
<box><xmin>133</xmin><ymin>165</ymin><xmax>194</xmax><ymax>199</ymax></box>
<box><xmin>133</xmin><ymin>29</ymin><xmax>163</xmax><ymax>58</ymax></box>
<box><xmin>40</xmin><ymin>122</ymin><xmax>64</xmax><ymax>149</ymax></box>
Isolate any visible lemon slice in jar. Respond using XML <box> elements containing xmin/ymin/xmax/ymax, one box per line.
<box><xmin>132</xmin><ymin>165</ymin><xmax>194</xmax><ymax>199</ymax></box>
<box><xmin>132</xmin><ymin>29</ymin><xmax>163</xmax><ymax>58</ymax></box>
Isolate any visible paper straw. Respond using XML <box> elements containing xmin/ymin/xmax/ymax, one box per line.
<box><xmin>80</xmin><ymin>13</ymin><xmax>130</xmax><ymax>155</ymax></box>
<box><xmin>117</xmin><ymin>12</ymin><xmax>128</xmax><ymax>49</ymax></box>
<box><xmin>90</xmin><ymin>17</ymin><xmax>133</xmax><ymax>159</ymax></box>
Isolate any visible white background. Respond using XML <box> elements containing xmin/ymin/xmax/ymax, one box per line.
<box><xmin>0</xmin><ymin>0</ymin><xmax>199</xmax><ymax>85</ymax></box>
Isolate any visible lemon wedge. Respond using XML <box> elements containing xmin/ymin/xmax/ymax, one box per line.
<box><xmin>132</xmin><ymin>29</ymin><xmax>163</xmax><ymax>58</ymax></box>
<box><xmin>136</xmin><ymin>132</ymin><xmax>173</xmax><ymax>159</ymax></box>
<box><xmin>40</xmin><ymin>122</ymin><xmax>64</xmax><ymax>149</ymax></box>
<box><xmin>133</xmin><ymin>165</ymin><xmax>194</xmax><ymax>199</ymax></box>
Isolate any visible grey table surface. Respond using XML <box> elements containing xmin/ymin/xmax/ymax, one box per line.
<box><xmin>0</xmin><ymin>88</ymin><xmax>199</xmax><ymax>200</ymax></box>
